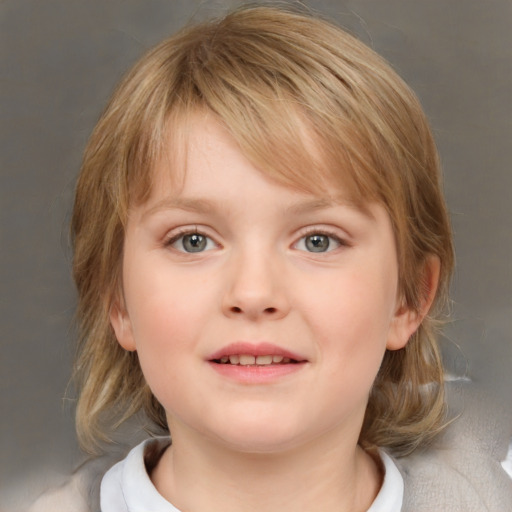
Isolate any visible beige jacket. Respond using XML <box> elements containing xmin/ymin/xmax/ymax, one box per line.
<box><xmin>28</xmin><ymin>382</ymin><xmax>512</xmax><ymax>512</ymax></box>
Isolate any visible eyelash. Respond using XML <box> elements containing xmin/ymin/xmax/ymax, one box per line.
<box><xmin>162</xmin><ymin>227</ymin><xmax>349</xmax><ymax>254</ymax></box>
<box><xmin>163</xmin><ymin>228</ymin><xmax>218</xmax><ymax>253</ymax></box>
<box><xmin>294</xmin><ymin>228</ymin><xmax>349</xmax><ymax>253</ymax></box>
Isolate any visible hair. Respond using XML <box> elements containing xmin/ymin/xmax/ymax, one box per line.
<box><xmin>71</xmin><ymin>4</ymin><xmax>454</xmax><ymax>456</ymax></box>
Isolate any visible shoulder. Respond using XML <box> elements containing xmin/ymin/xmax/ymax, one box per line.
<box><xmin>27</xmin><ymin>438</ymin><xmax>171</xmax><ymax>512</ymax></box>
<box><xmin>396</xmin><ymin>382</ymin><xmax>512</xmax><ymax>512</ymax></box>
<box><xmin>27</xmin><ymin>454</ymin><xmax>123</xmax><ymax>512</ymax></box>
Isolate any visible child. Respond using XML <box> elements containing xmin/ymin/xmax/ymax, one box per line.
<box><xmin>59</xmin><ymin>5</ymin><xmax>510</xmax><ymax>512</ymax></box>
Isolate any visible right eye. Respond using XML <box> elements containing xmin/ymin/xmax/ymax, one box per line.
<box><xmin>293</xmin><ymin>231</ymin><xmax>345</xmax><ymax>253</ymax></box>
<box><xmin>166</xmin><ymin>232</ymin><xmax>217</xmax><ymax>253</ymax></box>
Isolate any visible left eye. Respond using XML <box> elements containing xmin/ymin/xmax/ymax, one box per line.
<box><xmin>295</xmin><ymin>233</ymin><xmax>342</xmax><ymax>253</ymax></box>
<box><xmin>168</xmin><ymin>232</ymin><xmax>216</xmax><ymax>253</ymax></box>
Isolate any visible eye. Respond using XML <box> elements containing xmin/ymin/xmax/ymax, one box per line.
<box><xmin>295</xmin><ymin>232</ymin><xmax>344</xmax><ymax>253</ymax></box>
<box><xmin>167</xmin><ymin>232</ymin><xmax>216</xmax><ymax>253</ymax></box>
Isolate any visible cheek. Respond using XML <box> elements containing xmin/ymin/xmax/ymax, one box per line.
<box><xmin>122</xmin><ymin>261</ymin><xmax>214</xmax><ymax>388</ymax></box>
<box><xmin>126</xmin><ymin>293</ymin><xmax>203</xmax><ymax>414</ymax></box>
<box><xmin>303</xmin><ymin>267</ymin><xmax>396</xmax><ymax>383</ymax></box>
<box><xmin>125</xmin><ymin>254</ymin><xmax>215</xmax><ymax>341</ymax></box>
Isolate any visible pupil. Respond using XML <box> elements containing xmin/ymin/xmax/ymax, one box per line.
<box><xmin>183</xmin><ymin>234</ymin><xmax>206</xmax><ymax>252</ymax></box>
<box><xmin>306</xmin><ymin>234</ymin><xmax>329</xmax><ymax>252</ymax></box>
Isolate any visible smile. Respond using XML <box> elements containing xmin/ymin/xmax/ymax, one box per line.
<box><xmin>207</xmin><ymin>342</ymin><xmax>307</xmax><ymax>383</ymax></box>
<box><xmin>214</xmin><ymin>355</ymin><xmax>296</xmax><ymax>366</ymax></box>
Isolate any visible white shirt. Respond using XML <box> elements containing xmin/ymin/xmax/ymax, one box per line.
<box><xmin>100</xmin><ymin>438</ymin><xmax>404</xmax><ymax>512</ymax></box>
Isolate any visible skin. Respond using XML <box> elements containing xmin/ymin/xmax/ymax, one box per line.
<box><xmin>110</xmin><ymin>114</ymin><xmax>436</xmax><ymax>512</ymax></box>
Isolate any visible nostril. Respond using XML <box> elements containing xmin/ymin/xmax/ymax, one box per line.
<box><xmin>229</xmin><ymin>306</ymin><xmax>277</xmax><ymax>314</ymax></box>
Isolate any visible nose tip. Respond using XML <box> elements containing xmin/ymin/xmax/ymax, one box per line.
<box><xmin>222</xmin><ymin>256</ymin><xmax>289</xmax><ymax>321</ymax></box>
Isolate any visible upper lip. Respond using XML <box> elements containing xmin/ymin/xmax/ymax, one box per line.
<box><xmin>208</xmin><ymin>342</ymin><xmax>307</xmax><ymax>362</ymax></box>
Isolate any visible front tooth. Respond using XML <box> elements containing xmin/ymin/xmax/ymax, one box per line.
<box><xmin>239</xmin><ymin>355</ymin><xmax>256</xmax><ymax>365</ymax></box>
<box><xmin>229</xmin><ymin>355</ymin><xmax>240</xmax><ymax>365</ymax></box>
<box><xmin>272</xmin><ymin>355</ymin><xmax>284</xmax><ymax>364</ymax></box>
<box><xmin>255</xmin><ymin>355</ymin><xmax>272</xmax><ymax>365</ymax></box>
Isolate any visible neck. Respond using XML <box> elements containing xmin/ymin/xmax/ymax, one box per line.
<box><xmin>151</xmin><ymin>425</ymin><xmax>382</xmax><ymax>512</ymax></box>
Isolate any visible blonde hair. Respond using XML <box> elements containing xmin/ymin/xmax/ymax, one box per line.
<box><xmin>72</xmin><ymin>5</ymin><xmax>454</xmax><ymax>456</ymax></box>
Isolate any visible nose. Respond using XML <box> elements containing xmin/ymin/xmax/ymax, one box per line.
<box><xmin>222</xmin><ymin>249</ymin><xmax>290</xmax><ymax>321</ymax></box>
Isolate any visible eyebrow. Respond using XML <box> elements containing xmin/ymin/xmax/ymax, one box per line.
<box><xmin>284</xmin><ymin>198</ymin><xmax>336</xmax><ymax>215</ymax></box>
<box><xmin>142</xmin><ymin>197</ymin><xmax>217</xmax><ymax>219</ymax></box>
<box><xmin>142</xmin><ymin>195</ymin><xmax>373</xmax><ymax>219</ymax></box>
<box><xmin>285</xmin><ymin>197</ymin><xmax>373</xmax><ymax>218</ymax></box>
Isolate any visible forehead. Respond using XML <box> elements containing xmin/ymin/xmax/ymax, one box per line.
<box><xmin>139</xmin><ymin>110</ymin><xmax>377</xmax><ymax>213</ymax></box>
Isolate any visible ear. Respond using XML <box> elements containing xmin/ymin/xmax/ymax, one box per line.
<box><xmin>109</xmin><ymin>300</ymin><xmax>136</xmax><ymax>352</ymax></box>
<box><xmin>386</xmin><ymin>255</ymin><xmax>441</xmax><ymax>351</ymax></box>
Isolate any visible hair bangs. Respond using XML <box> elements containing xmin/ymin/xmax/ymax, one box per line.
<box><xmin>130</xmin><ymin>33</ymin><xmax>385</xmax><ymax>211</ymax></box>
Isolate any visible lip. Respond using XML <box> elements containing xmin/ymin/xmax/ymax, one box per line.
<box><xmin>207</xmin><ymin>342</ymin><xmax>308</xmax><ymax>384</ymax></box>
<box><xmin>207</xmin><ymin>341</ymin><xmax>307</xmax><ymax>362</ymax></box>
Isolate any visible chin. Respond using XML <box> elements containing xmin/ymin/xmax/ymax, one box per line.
<box><xmin>208</xmin><ymin>416</ymin><xmax>309</xmax><ymax>455</ymax></box>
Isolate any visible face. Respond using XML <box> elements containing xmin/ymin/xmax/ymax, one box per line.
<box><xmin>111</xmin><ymin>115</ymin><xmax>421</xmax><ymax>454</ymax></box>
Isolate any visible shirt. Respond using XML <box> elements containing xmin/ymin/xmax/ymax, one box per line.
<box><xmin>100</xmin><ymin>438</ymin><xmax>404</xmax><ymax>512</ymax></box>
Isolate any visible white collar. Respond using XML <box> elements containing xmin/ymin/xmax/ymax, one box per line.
<box><xmin>101</xmin><ymin>439</ymin><xmax>403</xmax><ymax>512</ymax></box>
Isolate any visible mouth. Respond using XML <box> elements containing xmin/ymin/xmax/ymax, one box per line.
<box><xmin>207</xmin><ymin>342</ymin><xmax>308</xmax><ymax>379</ymax></box>
<box><xmin>212</xmin><ymin>354</ymin><xmax>300</xmax><ymax>366</ymax></box>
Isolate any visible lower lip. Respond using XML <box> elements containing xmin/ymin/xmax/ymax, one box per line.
<box><xmin>208</xmin><ymin>361</ymin><xmax>306</xmax><ymax>384</ymax></box>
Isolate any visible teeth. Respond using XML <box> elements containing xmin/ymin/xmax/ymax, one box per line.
<box><xmin>255</xmin><ymin>355</ymin><xmax>273</xmax><ymax>365</ymax></box>
<box><xmin>218</xmin><ymin>354</ymin><xmax>295</xmax><ymax>365</ymax></box>
<box><xmin>239</xmin><ymin>355</ymin><xmax>256</xmax><ymax>365</ymax></box>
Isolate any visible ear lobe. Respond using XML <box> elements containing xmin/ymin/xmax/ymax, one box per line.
<box><xmin>386</xmin><ymin>306</ymin><xmax>422</xmax><ymax>351</ymax></box>
<box><xmin>386</xmin><ymin>255</ymin><xmax>441</xmax><ymax>351</ymax></box>
<box><xmin>109</xmin><ymin>302</ymin><xmax>136</xmax><ymax>352</ymax></box>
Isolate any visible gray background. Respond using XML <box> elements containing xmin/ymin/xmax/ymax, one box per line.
<box><xmin>1</xmin><ymin>0</ymin><xmax>511</xmax><ymax>509</ymax></box>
